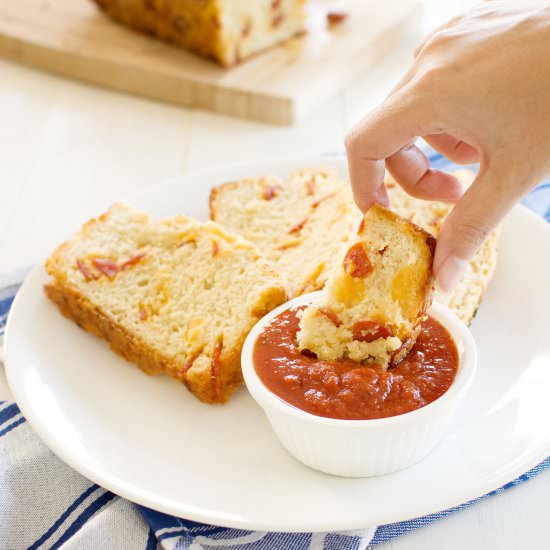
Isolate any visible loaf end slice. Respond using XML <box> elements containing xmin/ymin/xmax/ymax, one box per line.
<box><xmin>92</xmin><ymin>0</ymin><xmax>307</xmax><ymax>67</ymax></box>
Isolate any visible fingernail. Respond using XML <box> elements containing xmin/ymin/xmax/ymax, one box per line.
<box><xmin>436</xmin><ymin>255</ymin><xmax>469</xmax><ymax>294</ymax></box>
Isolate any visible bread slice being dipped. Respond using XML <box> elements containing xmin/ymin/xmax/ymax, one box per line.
<box><xmin>297</xmin><ymin>204</ymin><xmax>436</xmax><ymax>368</ymax></box>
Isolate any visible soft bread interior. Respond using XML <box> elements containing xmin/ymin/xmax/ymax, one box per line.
<box><xmin>210</xmin><ymin>167</ymin><xmax>362</xmax><ymax>296</ymax></box>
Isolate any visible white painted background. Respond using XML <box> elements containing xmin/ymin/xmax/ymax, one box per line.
<box><xmin>1</xmin><ymin>1</ymin><xmax>549</xmax><ymax>547</ymax></box>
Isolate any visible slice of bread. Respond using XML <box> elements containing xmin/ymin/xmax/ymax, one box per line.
<box><xmin>297</xmin><ymin>204</ymin><xmax>436</xmax><ymax>367</ymax></box>
<box><xmin>386</xmin><ymin>170</ymin><xmax>499</xmax><ymax>324</ymax></box>
<box><xmin>210</xmin><ymin>167</ymin><xmax>363</xmax><ymax>297</ymax></box>
<box><xmin>210</xmin><ymin>167</ymin><xmax>498</xmax><ymax>325</ymax></box>
<box><xmin>45</xmin><ymin>204</ymin><xmax>287</xmax><ymax>404</ymax></box>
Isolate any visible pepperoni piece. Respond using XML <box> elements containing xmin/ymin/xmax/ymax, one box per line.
<box><xmin>121</xmin><ymin>252</ymin><xmax>146</xmax><ymax>269</ymax></box>
<box><xmin>276</xmin><ymin>241</ymin><xmax>300</xmax><ymax>250</ymax></box>
<box><xmin>212</xmin><ymin>240</ymin><xmax>219</xmax><ymax>257</ymax></box>
<box><xmin>288</xmin><ymin>217</ymin><xmax>308</xmax><ymax>235</ymax></box>
<box><xmin>76</xmin><ymin>260</ymin><xmax>97</xmax><ymax>281</ymax></box>
<box><xmin>91</xmin><ymin>258</ymin><xmax>118</xmax><ymax>278</ymax></box>
<box><xmin>318</xmin><ymin>308</ymin><xmax>342</xmax><ymax>327</ymax></box>
<box><xmin>343</xmin><ymin>243</ymin><xmax>372</xmax><ymax>278</ymax></box>
<box><xmin>87</xmin><ymin>252</ymin><xmax>146</xmax><ymax>280</ymax></box>
<box><xmin>271</xmin><ymin>13</ymin><xmax>284</xmax><ymax>28</ymax></box>
<box><xmin>311</xmin><ymin>192</ymin><xmax>337</xmax><ymax>208</ymax></box>
<box><xmin>327</xmin><ymin>11</ymin><xmax>348</xmax><ymax>25</ymax></box>
<box><xmin>352</xmin><ymin>320</ymin><xmax>393</xmax><ymax>342</ymax></box>
<box><xmin>263</xmin><ymin>186</ymin><xmax>279</xmax><ymax>200</ymax></box>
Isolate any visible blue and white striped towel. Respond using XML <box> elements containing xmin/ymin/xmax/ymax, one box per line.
<box><xmin>1</xmin><ymin>153</ymin><xmax>549</xmax><ymax>550</ymax></box>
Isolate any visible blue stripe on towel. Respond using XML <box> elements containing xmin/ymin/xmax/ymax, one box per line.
<box><xmin>27</xmin><ymin>484</ymin><xmax>103</xmax><ymax>550</ymax></box>
<box><xmin>0</xmin><ymin>402</ymin><xmax>20</xmax><ymax>427</ymax></box>
<box><xmin>49</xmin><ymin>491</ymin><xmax>116</xmax><ymax>550</ymax></box>
<box><xmin>0</xmin><ymin>282</ymin><xmax>20</xmax><ymax>336</ymax></box>
<box><xmin>145</xmin><ymin>529</ymin><xmax>157</xmax><ymax>550</ymax></box>
<box><xmin>0</xmin><ymin>416</ymin><xmax>26</xmax><ymax>438</ymax></box>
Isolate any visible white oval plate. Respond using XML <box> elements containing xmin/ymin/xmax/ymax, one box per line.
<box><xmin>5</xmin><ymin>158</ymin><xmax>550</xmax><ymax>532</ymax></box>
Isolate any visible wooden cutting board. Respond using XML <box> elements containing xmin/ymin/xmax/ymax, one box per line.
<box><xmin>0</xmin><ymin>0</ymin><xmax>420</xmax><ymax>125</ymax></box>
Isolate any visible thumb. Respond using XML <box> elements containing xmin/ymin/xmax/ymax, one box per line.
<box><xmin>434</xmin><ymin>163</ymin><xmax>532</xmax><ymax>293</ymax></box>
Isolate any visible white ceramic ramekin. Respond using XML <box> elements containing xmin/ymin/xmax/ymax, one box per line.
<box><xmin>242</xmin><ymin>291</ymin><xmax>477</xmax><ymax>477</ymax></box>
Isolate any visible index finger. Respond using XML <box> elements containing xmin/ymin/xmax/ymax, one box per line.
<box><xmin>345</xmin><ymin>91</ymin><xmax>440</xmax><ymax>212</ymax></box>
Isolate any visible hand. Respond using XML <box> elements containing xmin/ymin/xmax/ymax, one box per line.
<box><xmin>345</xmin><ymin>1</ymin><xmax>550</xmax><ymax>291</ymax></box>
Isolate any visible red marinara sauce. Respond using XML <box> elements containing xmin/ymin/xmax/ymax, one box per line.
<box><xmin>253</xmin><ymin>306</ymin><xmax>459</xmax><ymax>420</ymax></box>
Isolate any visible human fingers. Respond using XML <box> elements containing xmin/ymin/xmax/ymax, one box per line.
<box><xmin>434</xmin><ymin>162</ymin><xmax>533</xmax><ymax>292</ymax></box>
<box><xmin>345</xmin><ymin>91</ymin><xmax>440</xmax><ymax>212</ymax></box>
<box><xmin>423</xmin><ymin>133</ymin><xmax>480</xmax><ymax>164</ymax></box>
<box><xmin>386</xmin><ymin>143</ymin><xmax>465</xmax><ymax>202</ymax></box>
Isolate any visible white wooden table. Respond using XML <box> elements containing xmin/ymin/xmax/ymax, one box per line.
<box><xmin>1</xmin><ymin>1</ymin><xmax>549</xmax><ymax>547</ymax></box>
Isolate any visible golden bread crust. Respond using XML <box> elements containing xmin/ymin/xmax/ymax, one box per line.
<box><xmin>45</xmin><ymin>281</ymin><xmax>243</xmax><ymax>403</ymax></box>
<box><xmin>93</xmin><ymin>0</ymin><xmax>227</xmax><ymax>64</ymax></box>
